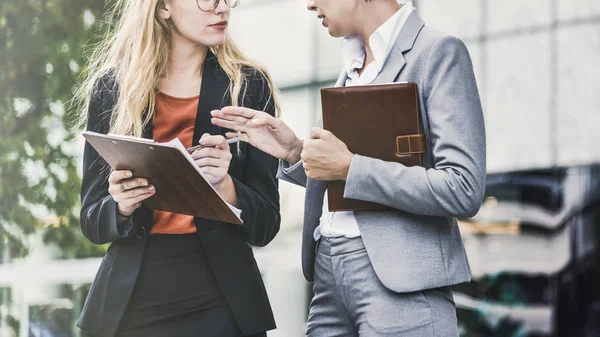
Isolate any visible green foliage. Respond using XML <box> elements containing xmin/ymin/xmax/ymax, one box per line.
<box><xmin>0</xmin><ymin>0</ymin><xmax>110</xmax><ymax>259</ymax></box>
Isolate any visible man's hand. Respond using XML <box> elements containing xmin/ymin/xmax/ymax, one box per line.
<box><xmin>211</xmin><ymin>107</ymin><xmax>303</xmax><ymax>164</ymax></box>
<box><xmin>302</xmin><ymin>127</ymin><xmax>354</xmax><ymax>181</ymax></box>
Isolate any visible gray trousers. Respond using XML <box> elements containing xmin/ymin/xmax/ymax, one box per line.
<box><xmin>306</xmin><ymin>236</ymin><xmax>459</xmax><ymax>337</ymax></box>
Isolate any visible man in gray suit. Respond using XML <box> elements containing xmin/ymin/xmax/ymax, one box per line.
<box><xmin>211</xmin><ymin>0</ymin><xmax>486</xmax><ymax>335</ymax></box>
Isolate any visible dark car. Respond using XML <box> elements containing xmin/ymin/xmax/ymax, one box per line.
<box><xmin>454</xmin><ymin>165</ymin><xmax>600</xmax><ymax>337</ymax></box>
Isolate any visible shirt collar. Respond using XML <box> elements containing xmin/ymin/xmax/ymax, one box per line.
<box><xmin>341</xmin><ymin>2</ymin><xmax>414</xmax><ymax>77</ymax></box>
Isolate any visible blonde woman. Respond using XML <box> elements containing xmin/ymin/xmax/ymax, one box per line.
<box><xmin>74</xmin><ymin>0</ymin><xmax>281</xmax><ymax>336</ymax></box>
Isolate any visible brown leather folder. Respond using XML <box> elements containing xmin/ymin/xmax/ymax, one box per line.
<box><xmin>82</xmin><ymin>131</ymin><xmax>243</xmax><ymax>224</ymax></box>
<box><xmin>321</xmin><ymin>82</ymin><xmax>426</xmax><ymax>211</ymax></box>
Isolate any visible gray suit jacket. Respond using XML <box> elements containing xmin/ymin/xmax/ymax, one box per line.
<box><xmin>278</xmin><ymin>11</ymin><xmax>486</xmax><ymax>293</ymax></box>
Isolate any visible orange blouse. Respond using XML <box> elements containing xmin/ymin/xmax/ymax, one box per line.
<box><xmin>150</xmin><ymin>91</ymin><xmax>199</xmax><ymax>235</ymax></box>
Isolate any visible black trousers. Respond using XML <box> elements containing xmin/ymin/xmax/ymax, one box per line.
<box><xmin>115</xmin><ymin>234</ymin><xmax>265</xmax><ymax>337</ymax></box>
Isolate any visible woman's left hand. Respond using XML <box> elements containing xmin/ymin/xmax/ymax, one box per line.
<box><xmin>192</xmin><ymin>133</ymin><xmax>233</xmax><ymax>187</ymax></box>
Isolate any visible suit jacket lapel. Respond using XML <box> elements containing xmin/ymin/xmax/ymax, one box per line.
<box><xmin>192</xmin><ymin>52</ymin><xmax>230</xmax><ymax>147</ymax></box>
<box><xmin>373</xmin><ymin>11</ymin><xmax>425</xmax><ymax>84</ymax></box>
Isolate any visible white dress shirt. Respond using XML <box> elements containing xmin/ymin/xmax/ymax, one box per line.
<box><xmin>314</xmin><ymin>3</ymin><xmax>415</xmax><ymax>241</ymax></box>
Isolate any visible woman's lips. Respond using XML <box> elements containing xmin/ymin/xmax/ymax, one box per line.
<box><xmin>210</xmin><ymin>21</ymin><xmax>228</xmax><ymax>30</ymax></box>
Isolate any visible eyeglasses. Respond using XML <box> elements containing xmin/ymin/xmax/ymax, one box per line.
<box><xmin>196</xmin><ymin>0</ymin><xmax>241</xmax><ymax>12</ymax></box>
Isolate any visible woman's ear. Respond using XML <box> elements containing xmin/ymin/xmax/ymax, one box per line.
<box><xmin>159</xmin><ymin>0</ymin><xmax>171</xmax><ymax>20</ymax></box>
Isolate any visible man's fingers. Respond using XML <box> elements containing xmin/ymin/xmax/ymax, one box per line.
<box><xmin>250</xmin><ymin>113</ymin><xmax>279</xmax><ymax>128</ymax></box>
<box><xmin>215</xmin><ymin>107</ymin><xmax>279</xmax><ymax>127</ymax></box>
<box><xmin>310</xmin><ymin>127</ymin><xmax>330</xmax><ymax>140</ymax></box>
<box><xmin>109</xmin><ymin>170</ymin><xmax>133</xmax><ymax>184</ymax></box>
<box><xmin>226</xmin><ymin>132</ymin><xmax>251</xmax><ymax>143</ymax></box>
<box><xmin>210</xmin><ymin>111</ymin><xmax>250</xmax><ymax>125</ymax></box>
<box><xmin>238</xmin><ymin>133</ymin><xmax>251</xmax><ymax>143</ymax></box>
<box><xmin>300</xmin><ymin>149</ymin><xmax>309</xmax><ymax>163</ymax></box>
<box><xmin>217</xmin><ymin>106</ymin><xmax>261</xmax><ymax>119</ymax></box>
<box><xmin>302</xmin><ymin>139</ymin><xmax>318</xmax><ymax>151</ymax></box>
<box><xmin>211</xmin><ymin>110</ymin><xmax>277</xmax><ymax>130</ymax></box>
<box><xmin>211</xmin><ymin>117</ymin><xmax>247</xmax><ymax>133</ymax></box>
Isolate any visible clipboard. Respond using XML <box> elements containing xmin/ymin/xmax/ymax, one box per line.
<box><xmin>82</xmin><ymin>131</ymin><xmax>243</xmax><ymax>225</ymax></box>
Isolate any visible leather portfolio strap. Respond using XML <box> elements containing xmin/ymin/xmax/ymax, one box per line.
<box><xmin>396</xmin><ymin>134</ymin><xmax>426</xmax><ymax>155</ymax></box>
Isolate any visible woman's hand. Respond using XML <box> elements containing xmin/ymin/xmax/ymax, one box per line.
<box><xmin>211</xmin><ymin>107</ymin><xmax>303</xmax><ymax>164</ymax></box>
<box><xmin>192</xmin><ymin>133</ymin><xmax>238</xmax><ymax>206</ymax></box>
<box><xmin>192</xmin><ymin>133</ymin><xmax>233</xmax><ymax>187</ymax></box>
<box><xmin>108</xmin><ymin>170</ymin><xmax>155</xmax><ymax>217</ymax></box>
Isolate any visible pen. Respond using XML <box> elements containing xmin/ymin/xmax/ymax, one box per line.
<box><xmin>186</xmin><ymin>137</ymin><xmax>241</xmax><ymax>154</ymax></box>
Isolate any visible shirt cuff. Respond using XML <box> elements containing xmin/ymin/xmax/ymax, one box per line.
<box><xmin>281</xmin><ymin>159</ymin><xmax>303</xmax><ymax>174</ymax></box>
<box><xmin>117</xmin><ymin>216</ymin><xmax>136</xmax><ymax>238</ymax></box>
<box><xmin>227</xmin><ymin>203</ymin><xmax>242</xmax><ymax>218</ymax></box>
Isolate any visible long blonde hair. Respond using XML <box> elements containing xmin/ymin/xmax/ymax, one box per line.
<box><xmin>73</xmin><ymin>0</ymin><xmax>280</xmax><ymax>137</ymax></box>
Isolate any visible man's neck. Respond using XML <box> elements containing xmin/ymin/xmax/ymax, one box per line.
<box><xmin>355</xmin><ymin>1</ymin><xmax>402</xmax><ymax>76</ymax></box>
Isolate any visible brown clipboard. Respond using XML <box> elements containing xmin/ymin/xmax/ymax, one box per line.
<box><xmin>82</xmin><ymin>131</ymin><xmax>243</xmax><ymax>224</ymax></box>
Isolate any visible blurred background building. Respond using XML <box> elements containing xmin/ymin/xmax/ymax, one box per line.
<box><xmin>1</xmin><ymin>0</ymin><xmax>599</xmax><ymax>336</ymax></box>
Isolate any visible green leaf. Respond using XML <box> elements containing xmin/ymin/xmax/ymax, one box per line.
<box><xmin>1</xmin><ymin>0</ymin><xmax>109</xmax><ymax>260</ymax></box>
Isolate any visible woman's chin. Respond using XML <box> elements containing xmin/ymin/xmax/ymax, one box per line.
<box><xmin>196</xmin><ymin>34</ymin><xmax>227</xmax><ymax>48</ymax></box>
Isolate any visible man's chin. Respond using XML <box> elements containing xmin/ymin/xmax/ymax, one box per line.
<box><xmin>327</xmin><ymin>27</ymin><xmax>344</xmax><ymax>38</ymax></box>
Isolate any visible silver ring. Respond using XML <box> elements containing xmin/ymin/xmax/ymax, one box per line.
<box><xmin>120</xmin><ymin>184</ymin><xmax>125</xmax><ymax>192</ymax></box>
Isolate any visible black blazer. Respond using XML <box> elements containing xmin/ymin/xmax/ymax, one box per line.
<box><xmin>77</xmin><ymin>53</ymin><xmax>281</xmax><ymax>337</ymax></box>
